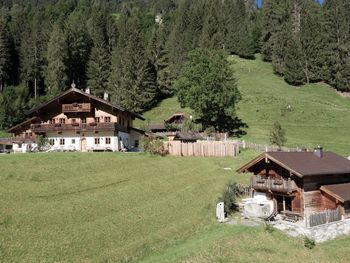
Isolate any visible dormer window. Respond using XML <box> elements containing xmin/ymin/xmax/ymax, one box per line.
<box><xmin>94</xmin><ymin>117</ymin><xmax>100</xmax><ymax>123</ymax></box>
<box><xmin>105</xmin><ymin>117</ymin><xmax>111</xmax><ymax>123</ymax></box>
<box><xmin>60</xmin><ymin>118</ymin><xmax>65</xmax><ymax>124</ymax></box>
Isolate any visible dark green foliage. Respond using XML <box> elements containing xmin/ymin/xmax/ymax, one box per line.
<box><xmin>140</xmin><ymin>135</ymin><xmax>168</xmax><ymax>156</ymax></box>
<box><xmin>45</xmin><ymin>22</ymin><xmax>68</xmax><ymax>96</ymax></box>
<box><xmin>0</xmin><ymin>16</ymin><xmax>11</xmax><ymax>91</ymax></box>
<box><xmin>36</xmin><ymin>134</ymin><xmax>49</xmax><ymax>151</ymax></box>
<box><xmin>269</xmin><ymin>121</ymin><xmax>287</xmax><ymax>149</ymax></box>
<box><xmin>284</xmin><ymin>37</ymin><xmax>305</xmax><ymax>85</ymax></box>
<box><xmin>175</xmin><ymin>48</ymin><xmax>240</xmax><ymax>132</ymax></box>
<box><xmin>304</xmin><ymin>236</ymin><xmax>316</xmax><ymax>249</ymax></box>
<box><xmin>217</xmin><ymin>181</ymin><xmax>245</xmax><ymax>215</ymax></box>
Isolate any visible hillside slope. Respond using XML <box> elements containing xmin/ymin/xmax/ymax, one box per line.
<box><xmin>139</xmin><ymin>55</ymin><xmax>350</xmax><ymax>155</ymax></box>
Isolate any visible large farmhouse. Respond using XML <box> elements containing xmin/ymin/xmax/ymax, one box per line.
<box><xmin>238</xmin><ymin>147</ymin><xmax>350</xmax><ymax>219</ymax></box>
<box><xmin>8</xmin><ymin>87</ymin><xmax>144</xmax><ymax>152</ymax></box>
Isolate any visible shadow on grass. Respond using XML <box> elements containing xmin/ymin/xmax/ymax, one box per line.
<box><xmin>33</xmin><ymin>179</ymin><xmax>130</xmax><ymax>198</ymax></box>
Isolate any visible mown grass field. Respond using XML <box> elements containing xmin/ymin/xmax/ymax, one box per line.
<box><xmin>136</xmin><ymin>54</ymin><xmax>350</xmax><ymax>155</ymax></box>
<box><xmin>1</xmin><ymin>152</ymin><xmax>350</xmax><ymax>263</ymax></box>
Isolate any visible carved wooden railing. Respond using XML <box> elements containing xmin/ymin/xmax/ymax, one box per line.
<box><xmin>31</xmin><ymin>122</ymin><xmax>128</xmax><ymax>133</ymax></box>
<box><xmin>251</xmin><ymin>176</ymin><xmax>297</xmax><ymax>193</ymax></box>
<box><xmin>62</xmin><ymin>103</ymin><xmax>91</xmax><ymax>113</ymax></box>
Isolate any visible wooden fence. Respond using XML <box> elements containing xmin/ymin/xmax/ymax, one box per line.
<box><xmin>306</xmin><ymin>207</ymin><xmax>342</xmax><ymax>227</ymax></box>
<box><xmin>165</xmin><ymin>140</ymin><xmax>240</xmax><ymax>157</ymax></box>
<box><xmin>239</xmin><ymin>140</ymin><xmax>310</xmax><ymax>152</ymax></box>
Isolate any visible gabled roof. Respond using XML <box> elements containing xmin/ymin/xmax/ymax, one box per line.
<box><xmin>174</xmin><ymin>132</ymin><xmax>203</xmax><ymax>141</ymax></box>
<box><xmin>320</xmin><ymin>183</ymin><xmax>350</xmax><ymax>203</ymax></box>
<box><xmin>7</xmin><ymin>117</ymin><xmax>40</xmax><ymax>133</ymax></box>
<box><xmin>165</xmin><ymin>112</ymin><xmax>188</xmax><ymax>123</ymax></box>
<box><xmin>238</xmin><ymin>151</ymin><xmax>350</xmax><ymax>178</ymax></box>
<box><xmin>26</xmin><ymin>87</ymin><xmax>145</xmax><ymax>120</ymax></box>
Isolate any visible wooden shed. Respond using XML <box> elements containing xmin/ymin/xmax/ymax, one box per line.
<box><xmin>238</xmin><ymin>147</ymin><xmax>350</xmax><ymax>218</ymax></box>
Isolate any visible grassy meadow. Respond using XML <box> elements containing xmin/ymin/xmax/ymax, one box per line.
<box><xmin>136</xmin><ymin>54</ymin><xmax>350</xmax><ymax>155</ymax></box>
<box><xmin>1</xmin><ymin>152</ymin><xmax>350</xmax><ymax>263</ymax></box>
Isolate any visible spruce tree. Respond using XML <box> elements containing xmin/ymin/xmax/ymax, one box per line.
<box><xmin>323</xmin><ymin>0</ymin><xmax>350</xmax><ymax>91</ymax></box>
<box><xmin>284</xmin><ymin>36</ymin><xmax>305</xmax><ymax>85</ymax></box>
<box><xmin>109</xmin><ymin>10</ymin><xmax>157</xmax><ymax>113</ymax></box>
<box><xmin>86</xmin><ymin>8</ymin><xmax>110</xmax><ymax>97</ymax></box>
<box><xmin>0</xmin><ymin>16</ymin><xmax>11</xmax><ymax>92</ymax></box>
<box><xmin>45</xmin><ymin>22</ymin><xmax>69</xmax><ymax>95</ymax></box>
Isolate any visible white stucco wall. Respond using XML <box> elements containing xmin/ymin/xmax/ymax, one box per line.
<box><xmin>46</xmin><ymin>131</ymin><xmax>119</xmax><ymax>152</ymax></box>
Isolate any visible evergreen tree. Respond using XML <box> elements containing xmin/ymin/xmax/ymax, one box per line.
<box><xmin>45</xmin><ymin>22</ymin><xmax>69</xmax><ymax>95</ymax></box>
<box><xmin>0</xmin><ymin>16</ymin><xmax>11</xmax><ymax>92</ymax></box>
<box><xmin>323</xmin><ymin>0</ymin><xmax>350</xmax><ymax>91</ymax></box>
<box><xmin>66</xmin><ymin>10</ymin><xmax>92</xmax><ymax>88</ymax></box>
<box><xmin>284</xmin><ymin>36</ymin><xmax>305</xmax><ymax>85</ymax></box>
<box><xmin>109</xmin><ymin>10</ymin><xmax>158</xmax><ymax>113</ymax></box>
<box><xmin>86</xmin><ymin>7</ymin><xmax>110</xmax><ymax>97</ymax></box>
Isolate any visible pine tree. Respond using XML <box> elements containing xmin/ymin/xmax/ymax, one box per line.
<box><xmin>284</xmin><ymin>36</ymin><xmax>305</xmax><ymax>85</ymax></box>
<box><xmin>109</xmin><ymin>10</ymin><xmax>158</xmax><ymax>113</ymax></box>
<box><xmin>45</xmin><ymin>22</ymin><xmax>69</xmax><ymax>95</ymax></box>
<box><xmin>66</xmin><ymin>10</ymin><xmax>92</xmax><ymax>88</ymax></box>
<box><xmin>323</xmin><ymin>0</ymin><xmax>350</xmax><ymax>91</ymax></box>
<box><xmin>86</xmin><ymin>7</ymin><xmax>110</xmax><ymax>97</ymax></box>
<box><xmin>0</xmin><ymin>16</ymin><xmax>11</xmax><ymax>92</ymax></box>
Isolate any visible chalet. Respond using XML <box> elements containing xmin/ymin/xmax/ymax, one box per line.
<box><xmin>238</xmin><ymin>147</ymin><xmax>350</xmax><ymax>219</ymax></box>
<box><xmin>8</xmin><ymin>87</ymin><xmax>144</xmax><ymax>152</ymax></box>
<box><xmin>148</xmin><ymin>112</ymin><xmax>190</xmax><ymax>133</ymax></box>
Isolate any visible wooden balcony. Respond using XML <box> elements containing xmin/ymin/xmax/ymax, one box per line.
<box><xmin>251</xmin><ymin>176</ymin><xmax>298</xmax><ymax>193</ymax></box>
<box><xmin>31</xmin><ymin>122</ymin><xmax>128</xmax><ymax>133</ymax></box>
<box><xmin>62</xmin><ymin>103</ymin><xmax>91</xmax><ymax>113</ymax></box>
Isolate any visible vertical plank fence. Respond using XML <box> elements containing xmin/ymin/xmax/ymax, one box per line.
<box><xmin>306</xmin><ymin>207</ymin><xmax>342</xmax><ymax>227</ymax></box>
<box><xmin>165</xmin><ymin>141</ymin><xmax>240</xmax><ymax>157</ymax></box>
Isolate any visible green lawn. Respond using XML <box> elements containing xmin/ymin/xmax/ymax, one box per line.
<box><xmin>1</xmin><ymin>152</ymin><xmax>350</xmax><ymax>263</ymax></box>
<box><xmin>137</xmin><ymin>54</ymin><xmax>350</xmax><ymax>155</ymax></box>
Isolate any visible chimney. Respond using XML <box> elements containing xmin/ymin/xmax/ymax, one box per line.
<box><xmin>85</xmin><ymin>88</ymin><xmax>90</xmax><ymax>94</ymax></box>
<box><xmin>104</xmin><ymin>91</ymin><xmax>109</xmax><ymax>101</ymax></box>
<box><xmin>314</xmin><ymin>145</ymin><xmax>323</xmax><ymax>158</ymax></box>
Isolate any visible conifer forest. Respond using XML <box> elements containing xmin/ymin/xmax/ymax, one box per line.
<box><xmin>0</xmin><ymin>0</ymin><xmax>349</xmax><ymax>130</ymax></box>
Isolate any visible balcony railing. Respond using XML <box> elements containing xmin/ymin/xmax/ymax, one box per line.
<box><xmin>251</xmin><ymin>175</ymin><xmax>297</xmax><ymax>193</ymax></box>
<box><xmin>62</xmin><ymin>103</ymin><xmax>91</xmax><ymax>113</ymax></box>
<box><xmin>31</xmin><ymin>122</ymin><xmax>128</xmax><ymax>133</ymax></box>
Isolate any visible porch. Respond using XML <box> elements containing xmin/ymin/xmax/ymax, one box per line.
<box><xmin>251</xmin><ymin>175</ymin><xmax>298</xmax><ymax>193</ymax></box>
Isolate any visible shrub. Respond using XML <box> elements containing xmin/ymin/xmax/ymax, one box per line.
<box><xmin>304</xmin><ymin>236</ymin><xmax>316</xmax><ymax>249</ymax></box>
<box><xmin>264</xmin><ymin>222</ymin><xmax>275</xmax><ymax>233</ymax></box>
<box><xmin>140</xmin><ymin>135</ymin><xmax>168</xmax><ymax>156</ymax></box>
<box><xmin>217</xmin><ymin>181</ymin><xmax>244</xmax><ymax>215</ymax></box>
<box><xmin>36</xmin><ymin>135</ymin><xmax>49</xmax><ymax>151</ymax></box>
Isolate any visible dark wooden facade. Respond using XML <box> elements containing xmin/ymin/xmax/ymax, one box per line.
<box><xmin>238</xmin><ymin>150</ymin><xmax>350</xmax><ymax>218</ymax></box>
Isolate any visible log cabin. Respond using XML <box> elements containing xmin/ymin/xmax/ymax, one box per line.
<box><xmin>238</xmin><ymin>147</ymin><xmax>350</xmax><ymax>219</ymax></box>
<box><xmin>8</xmin><ymin>87</ymin><xmax>145</xmax><ymax>152</ymax></box>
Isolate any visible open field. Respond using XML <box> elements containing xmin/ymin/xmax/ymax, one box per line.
<box><xmin>1</xmin><ymin>151</ymin><xmax>350</xmax><ymax>263</ymax></box>
<box><xmin>137</xmin><ymin>55</ymin><xmax>350</xmax><ymax>155</ymax></box>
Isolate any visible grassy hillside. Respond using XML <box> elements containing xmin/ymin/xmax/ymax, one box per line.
<box><xmin>1</xmin><ymin>152</ymin><xmax>350</xmax><ymax>263</ymax></box>
<box><xmin>138</xmin><ymin>55</ymin><xmax>350</xmax><ymax>155</ymax></box>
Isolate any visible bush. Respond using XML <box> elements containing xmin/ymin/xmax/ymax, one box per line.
<box><xmin>140</xmin><ymin>135</ymin><xmax>168</xmax><ymax>156</ymax></box>
<box><xmin>217</xmin><ymin>181</ymin><xmax>245</xmax><ymax>215</ymax></box>
<box><xmin>304</xmin><ymin>236</ymin><xmax>316</xmax><ymax>249</ymax></box>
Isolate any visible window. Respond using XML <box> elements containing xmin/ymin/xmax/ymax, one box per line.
<box><xmin>106</xmin><ymin>138</ymin><xmax>111</xmax><ymax>144</ymax></box>
<box><xmin>95</xmin><ymin>138</ymin><xmax>100</xmax><ymax>145</ymax></box>
<box><xmin>105</xmin><ymin>117</ymin><xmax>111</xmax><ymax>123</ymax></box>
<box><xmin>71</xmin><ymin>118</ymin><xmax>76</xmax><ymax>123</ymax></box>
<box><xmin>49</xmin><ymin>139</ymin><xmax>55</xmax><ymax>146</ymax></box>
<box><xmin>51</xmin><ymin>119</ymin><xmax>56</xmax><ymax>124</ymax></box>
<box><xmin>81</xmin><ymin>117</ymin><xmax>86</xmax><ymax>124</ymax></box>
<box><xmin>135</xmin><ymin>140</ymin><xmax>139</xmax><ymax>148</ymax></box>
<box><xmin>60</xmin><ymin>118</ymin><xmax>66</xmax><ymax>124</ymax></box>
<box><xmin>71</xmin><ymin>139</ymin><xmax>75</xmax><ymax>144</ymax></box>
<box><xmin>60</xmin><ymin>139</ymin><xmax>65</xmax><ymax>145</ymax></box>
<box><xmin>94</xmin><ymin>117</ymin><xmax>100</xmax><ymax>123</ymax></box>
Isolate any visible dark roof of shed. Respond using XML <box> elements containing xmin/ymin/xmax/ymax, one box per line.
<box><xmin>238</xmin><ymin>151</ymin><xmax>350</xmax><ymax>177</ymax></box>
<box><xmin>174</xmin><ymin>132</ymin><xmax>203</xmax><ymax>141</ymax></box>
<box><xmin>26</xmin><ymin>87</ymin><xmax>145</xmax><ymax>120</ymax></box>
<box><xmin>320</xmin><ymin>183</ymin><xmax>350</xmax><ymax>203</ymax></box>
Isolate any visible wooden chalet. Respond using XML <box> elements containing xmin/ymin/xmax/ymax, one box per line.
<box><xmin>238</xmin><ymin>147</ymin><xmax>350</xmax><ymax>218</ymax></box>
<box><xmin>148</xmin><ymin>112</ymin><xmax>190</xmax><ymax>133</ymax></box>
<box><xmin>8</xmin><ymin>87</ymin><xmax>144</xmax><ymax>152</ymax></box>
